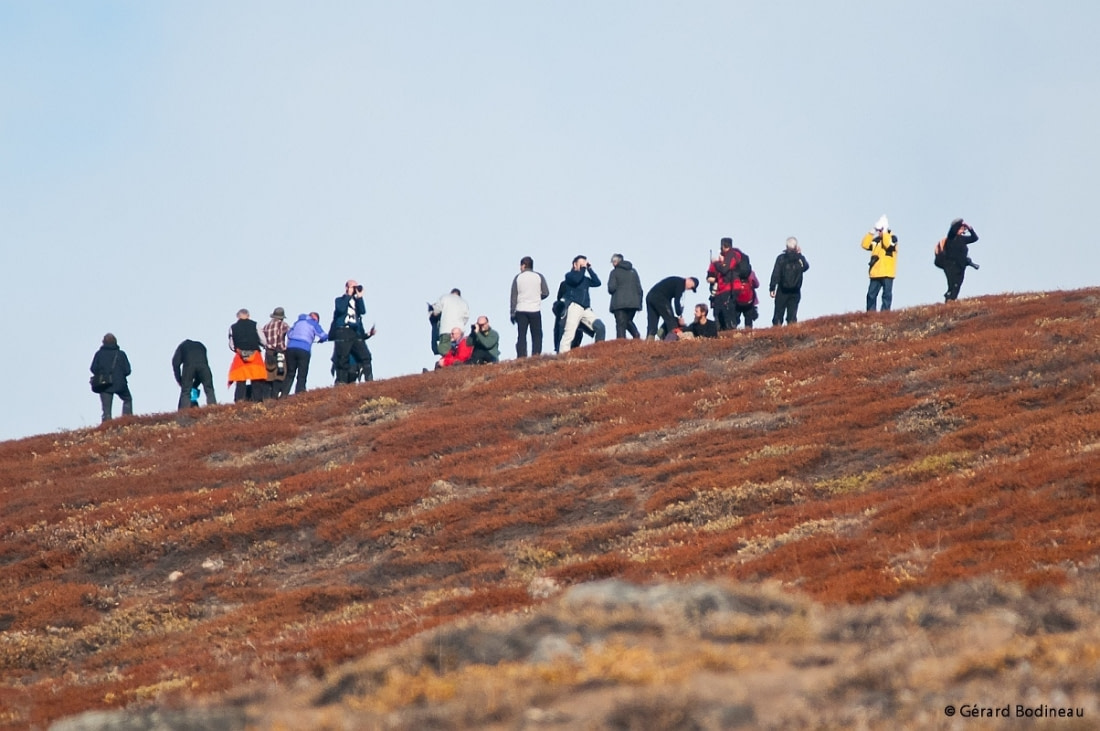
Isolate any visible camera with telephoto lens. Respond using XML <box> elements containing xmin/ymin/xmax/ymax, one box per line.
<box><xmin>354</xmin><ymin>285</ymin><xmax>363</xmax><ymax>293</ymax></box>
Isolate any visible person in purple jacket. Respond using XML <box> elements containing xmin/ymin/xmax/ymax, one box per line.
<box><xmin>283</xmin><ymin>312</ymin><xmax>328</xmax><ymax>395</ymax></box>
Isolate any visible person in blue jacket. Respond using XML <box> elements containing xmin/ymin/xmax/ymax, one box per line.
<box><xmin>283</xmin><ymin>312</ymin><xmax>328</xmax><ymax>395</ymax></box>
<box><xmin>558</xmin><ymin>255</ymin><xmax>602</xmax><ymax>354</ymax></box>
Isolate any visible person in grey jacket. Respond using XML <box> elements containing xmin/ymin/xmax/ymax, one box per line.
<box><xmin>509</xmin><ymin>256</ymin><xmax>550</xmax><ymax>357</ymax></box>
<box><xmin>607</xmin><ymin>253</ymin><xmax>643</xmax><ymax>339</ymax></box>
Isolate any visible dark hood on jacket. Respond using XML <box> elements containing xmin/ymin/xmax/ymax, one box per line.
<box><xmin>615</xmin><ymin>260</ymin><xmax>634</xmax><ymax>271</ymax></box>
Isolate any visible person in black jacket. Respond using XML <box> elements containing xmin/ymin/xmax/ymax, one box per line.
<box><xmin>768</xmin><ymin>237</ymin><xmax>810</xmax><ymax>326</ymax></box>
<box><xmin>329</xmin><ymin>279</ymin><xmax>375</xmax><ymax>383</ymax></box>
<box><xmin>607</xmin><ymin>254</ymin><xmax>643</xmax><ymax>339</ymax></box>
<box><xmin>645</xmin><ymin>276</ymin><xmax>699</xmax><ymax>340</ymax></box>
<box><xmin>940</xmin><ymin>218</ymin><xmax>980</xmax><ymax>302</ymax></box>
<box><xmin>172</xmin><ymin>339</ymin><xmax>216</xmax><ymax>410</ymax></box>
<box><xmin>90</xmin><ymin>333</ymin><xmax>132</xmax><ymax>422</ymax></box>
<box><xmin>228</xmin><ymin>309</ymin><xmax>268</xmax><ymax>402</ymax></box>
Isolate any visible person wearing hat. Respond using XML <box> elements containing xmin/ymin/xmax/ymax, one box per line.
<box><xmin>644</xmin><ymin>275</ymin><xmax>699</xmax><ymax>340</ymax></box>
<box><xmin>861</xmin><ymin>215</ymin><xmax>898</xmax><ymax>311</ymax></box>
<box><xmin>90</xmin><ymin>333</ymin><xmax>133</xmax><ymax>422</ymax></box>
<box><xmin>260</xmin><ymin>306</ymin><xmax>290</xmax><ymax>400</ymax></box>
<box><xmin>769</xmin><ymin>237</ymin><xmax>810</xmax><ymax>326</ymax></box>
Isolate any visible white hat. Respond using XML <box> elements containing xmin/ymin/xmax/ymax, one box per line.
<box><xmin>874</xmin><ymin>215</ymin><xmax>889</xmax><ymax>232</ymax></box>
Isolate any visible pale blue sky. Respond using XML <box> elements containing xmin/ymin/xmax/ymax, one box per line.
<box><xmin>2</xmin><ymin>2</ymin><xmax>1097</xmax><ymax>441</ymax></box>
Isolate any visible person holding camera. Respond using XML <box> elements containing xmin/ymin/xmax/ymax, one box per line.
<box><xmin>329</xmin><ymin>279</ymin><xmax>375</xmax><ymax>384</ymax></box>
<box><xmin>466</xmin><ymin>316</ymin><xmax>500</xmax><ymax>364</ymax></box>
<box><xmin>861</xmin><ymin>215</ymin><xmax>898</xmax><ymax>311</ymax></box>
<box><xmin>558</xmin><ymin>255</ymin><xmax>602</xmax><ymax>354</ymax></box>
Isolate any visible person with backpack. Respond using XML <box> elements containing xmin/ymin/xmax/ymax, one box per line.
<box><xmin>283</xmin><ymin>312</ymin><xmax>328</xmax><ymax>395</ymax></box>
<box><xmin>861</xmin><ymin>215</ymin><xmax>899</xmax><ymax>311</ymax></box>
<box><xmin>729</xmin><ymin>269</ymin><xmax>761</xmax><ymax>330</ymax></box>
<box><xmin>935</xmin><ymin>218</ymin><xmax>980</xmax><ymax>302</ymax></box>
<box><xmin>769</xmin><ymin>237</ymin><xmax>810</xmax><ymax>326</ymax></box>
<box><xmin>90</xmin><ymin>333</ymin><xmax>133</xmax><ymax>422</ymax></box>
<box><xmin>708</xmin><ymin>237</ymin><xmax>751</xmax><ymax>330</ymax></box>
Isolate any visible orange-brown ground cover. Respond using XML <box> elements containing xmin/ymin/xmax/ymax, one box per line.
<box><xmin>1</xmin><ymin>289</ymin><xmax>1099</xmax><ymax>728</ymax></box>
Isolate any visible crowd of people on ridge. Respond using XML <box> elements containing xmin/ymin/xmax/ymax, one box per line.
<box><xmin>89</xmin><ymin>218</ymin><xmax>979</xmax><ymax>422</ymax></box>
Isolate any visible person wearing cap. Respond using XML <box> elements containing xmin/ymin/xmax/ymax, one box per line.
<box><xmin>228</xmin><ymin>309</ymin><xmax>268</xmax><ymax>402</ymax></box>
<box><xmin>558</xmin><ymin>255</ymin><xmax>602</xmax><ymax>354</ymax></box>
<box><xmin>607</xmin><ymin>253</ymin><xmax>643</xmax><ymax>339</ymax></box>
<box><xmin>861</xmin><ymin>215</ymin><xmax>899</xmax><ymax>311</ymax></box>
<box><xmin>510</xmin><ymin>257</ymin><xmax>550</xmax><ymax>357</ymax></box>
<box><xmin>283</xmin><ymin>312</ymin><xmax>328</xmax><ymax>395</ymax></box>
<box><xmin>172</xmin><ymin>339</ymin><xmax>216</xmax><ymax>410</ymax></box>
<box><xmin>644</xmin><ymin>276</ymin><xmax>699</xmax><ymax>340</ymax></box>
<box><xmin>769</xmin><ymin>237</ymin><xmax>810</xmax><ymax>326</ymax></box>
<box><xmin>90</xmin><ymin>333</ymin><xmax>133</xmax><ymax>422</ymax></box>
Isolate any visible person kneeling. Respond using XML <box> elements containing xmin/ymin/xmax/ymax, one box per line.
<box><xmin>467</xmin><ymin>316</ymin><xmax>500</xmax><ymax>364</ymax></box>
<box><xmin>436</xmin><ymin>327</ymin><xmax>474</xmax><ymax>368</ymax></box>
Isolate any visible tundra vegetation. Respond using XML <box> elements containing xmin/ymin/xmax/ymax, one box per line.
<box><xmin>2</xmin><ymin>290</ymin><xmax>1099</xmax><ymax>729</ymax></box>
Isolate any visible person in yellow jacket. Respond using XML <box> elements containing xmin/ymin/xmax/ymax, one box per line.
<box><xmin>861</xmin><ymin>214</ymin><xmax>898</xmax><ymax>311</ymax></box>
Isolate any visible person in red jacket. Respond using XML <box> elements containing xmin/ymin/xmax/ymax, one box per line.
<box><xmin>436</xmin><ymin>327</ymin><xmax>474</xmax><ymax>368</ymax></box>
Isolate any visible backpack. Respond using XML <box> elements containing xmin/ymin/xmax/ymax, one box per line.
<box><xmin>933</xmin><ymin>238</ymin><xmax>947</xmax><ymax>269</ymax></box>
<box><xmin>732</xmin><ymin>274</ymin><xmax>756</xmax><ymax>306</ymax></box>
<box><xmin>778</xmin><ymin>255</ymin><xmax>803</xmax><ymax>290</ymax></box>
<box><xmin>720</xmin><ymin>248</ymin><xmax>752</xmax><ymax>283</ymax></box>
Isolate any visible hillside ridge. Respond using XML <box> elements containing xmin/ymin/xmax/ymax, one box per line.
<box><xmin>2</xmin><ymin>289</ymin><xmax>1099</xmax><ymax>729</ymax></box>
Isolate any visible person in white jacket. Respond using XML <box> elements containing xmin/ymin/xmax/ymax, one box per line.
<box><xmin>428</xmin><ymin>288</ymin><xmax>469</xmax><ymax>355</ymax></box>
<box><xmin>510</xmin><ymin>256</ymin><xmax>550</xmax><ymax>357</ymax></box>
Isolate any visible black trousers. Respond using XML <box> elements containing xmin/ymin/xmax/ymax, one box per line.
<box><xmin>944</xmin><ymin>262</ymin><xmax>966</xmax><ymax>301</ymax></box>
<box><xmin>283</xmin><ymin>348</ymin><xmax>312</xmax><ymax>395</ymax></box>
<box><xmin>177</xmin><ymin>363</ymin><xmax>216</xmax><ymax>410</ymax></box>
<box><xmin>772</xmin><ymin>290</ymin><xmax>801</xmax><ymax>326</ymax></box>
<box><xmin>332</xmin><ymin>328</ymin><xmax>372</xmax><ymax>384</ymax></box>
<box><xmin>612</xmin><ymin>309</ymin><xmax>640</xmax><ymax>339</ymax></box>
<box><xmin>645</xmin><ymin>297</ymin><xmax>678</xmax><ymax>337</ymax></box>
<box><xmin>712</xmin><ymin>291</ymin><xmax>735</xmax><ymax>331</ymax></box>
<box><xmin>514</xmin><ymin>311</ymin><xmax>543</xmax><ymax>357</ymax></box>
